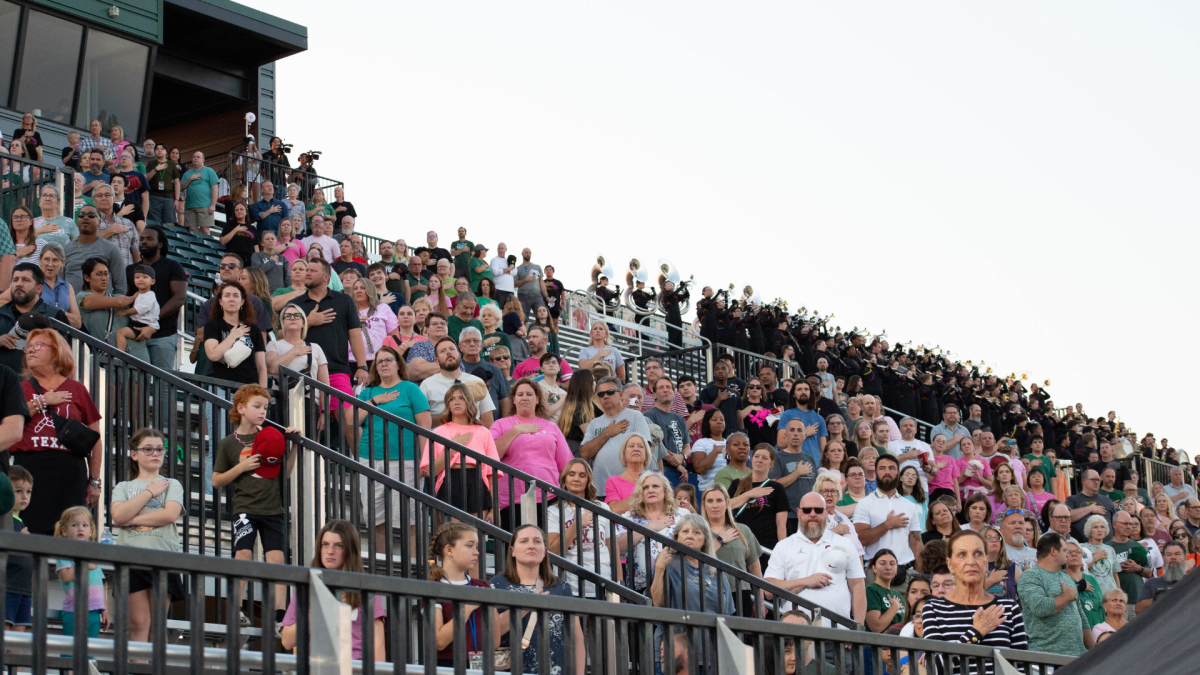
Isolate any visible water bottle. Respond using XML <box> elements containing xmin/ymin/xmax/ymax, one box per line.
<box><xmin>100</xmin><ymin>526</ymin><xmax>114</xmax><ymax>545</ymax></box>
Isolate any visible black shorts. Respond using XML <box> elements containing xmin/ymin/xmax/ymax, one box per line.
<box><xmin>232</xmin><ymin>513</ymin><xmax>286</xmax><ymax>553</ymax></box>
<box><xmin>129</xmin><ymin>569</ymin><xmax>187</xmax><ymax>601</ymax></box>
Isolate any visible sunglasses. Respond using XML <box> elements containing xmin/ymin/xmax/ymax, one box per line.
<box><xmin>799</xmin><ymin>507</ymin><xmax>823</xmax><ymax>514</ymax></box>
<box><xmin>219</xmin><ymin>263</ymin><xmax>242</xmax><ymax>270</ymax></box>
<box><xmin>597</xmin><ymin>390</ymin><xmax>619</xmax><ymax>398</ymax></box>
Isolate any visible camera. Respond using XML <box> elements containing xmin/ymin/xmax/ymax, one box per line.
<box><xmin>306</xmin><ymin>150</ymin><xmax>322</xmax><ymax>161</ymax></box>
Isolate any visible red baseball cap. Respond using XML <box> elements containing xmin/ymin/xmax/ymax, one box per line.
<box><xmin>253</xmin><ymin>427</ymin><xmax>286</xmax><ymax>479</ymax></box>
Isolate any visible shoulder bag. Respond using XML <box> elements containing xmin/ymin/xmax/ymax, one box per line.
<box><xmin>28</xmin><ymin>379</ymin><xmax>99</xmax><ymax>458</ymax></box>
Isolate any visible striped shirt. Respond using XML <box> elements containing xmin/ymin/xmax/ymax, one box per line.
<box><xmin>921</xmin><ymin>596</ymin><xmax>1028</xmax><ymax>675</ymax></box>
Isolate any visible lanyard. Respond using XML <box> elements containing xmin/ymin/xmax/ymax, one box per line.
<box><xmin>734</xmin><ymin>480</ymin><xmax>772</xmax><ymax>517</ymax></box>
<box><xmin>441</xmin><ymin>576</ymin><xmax>477</xmax><ymax>648</ymax></box>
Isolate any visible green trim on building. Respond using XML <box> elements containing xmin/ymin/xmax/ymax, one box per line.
<box><xmin>29</xmin><ymin>0</ymin><xmax>164</xmax><ymax>42</ymax></box>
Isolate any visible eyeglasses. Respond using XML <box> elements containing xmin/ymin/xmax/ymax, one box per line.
<box><xmin>818</xmin><ymin>488</ymin><xmax>839</xmax><ymax>496</ymax></box>
<box><xmin>799</xmin><ymin>507</ymin><xmax>823</xmax><ymax>514</ymax></box>
<box><xmin>847</xmin><ymin>472</ymin><xmax>865</xmax><ymax>478</ymax></box>
<box><xmin>282</xmin><ymin>314</ymin><xmax>304</xmax><ymax>321</ymax></box>
<box><xmin>22</xmin><ymin>343</ymin><xmax>48</xmax><ymax>354</ymax></box>
<box><xmin>1050</xmin><ymin>514</ymin><xmax>1070</xmax><ymax>521</ymax></box>
<box><xmin>376</xmin><ymin>358</ymin><xmax>397</xmax><ymax>366</ymax></box>
<box><xmin>10</xmin><ymin>214</ymin><xmax>30</xmax><ymax>221</ymax></box>
<box><xmin>135</xmin><ymin>446</ymin><xmax>166</xmax><ymax>455</ymax></box>
<box><xmin>219</xmin><ymin>263</ymin><xmax>242</xmax><ymax>270</ymax></box>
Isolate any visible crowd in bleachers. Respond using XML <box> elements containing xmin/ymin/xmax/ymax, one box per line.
<box><xmin>2</xmin><ymin>116</ymin><xmax>1197</xmax><ymax>672</ymax></box>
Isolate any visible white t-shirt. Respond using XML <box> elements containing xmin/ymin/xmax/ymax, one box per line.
<box><xmin>351</xmin><ymin>304</ymin><xmax>399</xmax><ymax>362</ymax></box>
<box><xmin>419</xmin><ymin>371</ymin><xmax>497</xmax><ymax>418</ymax></box>
<box><xmin>851</xmin><ymin>489</ymin><xmax>922</xmax><ymax>565</ymax></box>
<box><xmin>130</xmin><ymin>290</ymin><xmax>160</xmax><ymax>329</ymax></box>
<box><xmin>691</xmin><ymin>437</ymin><xmax>728</xmax><ymax>492</ymax></box>
<box><xmin>764</xmin><ymin>529</ymin><xmax>865</xmax><ymax>627</ymax></box>
<box><xmin>267</xmin><ymin>338</ymin><xmax>328</xmax><ymax>375</ymax></box>
<box><xmin>887</xmin><ymin>438</ymin><xmax>933</xmax><ymax>482</ymax></box>
<box><xmin>490</xmin><ymin>256</ymin><xmax>514</xmax><ymax>292</ymax></box>
<box><xmin>546</xmin><ymin>501</ymin><xmax>614</xmax><ymax>596</ymax></box>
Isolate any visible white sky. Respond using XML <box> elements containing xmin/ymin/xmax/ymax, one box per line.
<box><xmin>247</xmin><ymin>1</ymin><xmax>1200</xmax><ymax>451</ymax></box>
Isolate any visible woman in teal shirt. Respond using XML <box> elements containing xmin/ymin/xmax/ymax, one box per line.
<box><xmin>352</xmin><ymin>345</ymin><xmax>431</xmax><ymax>550</ymax></box>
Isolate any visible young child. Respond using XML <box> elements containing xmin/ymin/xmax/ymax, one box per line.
<box><xmin>109</xmin><ymin>428</ymin><xmax>185</xmax><ymax>642</ymax></box>
<box><xmin>212</xmin><ymin>384</ymin><xmax>297</xmax><ymax>628</ymax></box>
<box><xmin>54</xmin><ymin>506</ymin><xmax>109</xmax><ymax>638</ymax></box>
<box><xmin>5</xmin><ymin>467</ymin><xmax>32</xmax><ymax>633</ymax></box>
<box><xmin>115</xmin><ymin>264</ymin><xmax>160</xmax><ymax>350</ymax></box>
<box><xmin>673</xmin><ymin>483</ymin><xmax>697</xmax><ymax>513</ymax></box>
<box><xmin>926</xmin><ymin>434</ymin><xmax>961</xmax><ymax>507</ymax></box>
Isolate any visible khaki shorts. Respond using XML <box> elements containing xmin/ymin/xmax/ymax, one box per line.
<box><xmin>359</xmin><ymin>458</ymin><xmax>417</xmax><ymax>526</ymax></box>
<box><xmin>184</xmin><ymin>207</ymin><xmax>214</xmax><ymax>231</ymax></box>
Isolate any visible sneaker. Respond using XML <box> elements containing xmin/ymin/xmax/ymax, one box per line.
<box><xmin>274</xmin><ymin>622</ymin><xmax>284</xmax><ymax>639</ymax></box>
<box><xmin>239</xmin><ymin>611</ymin><xmax>251</xmax><ymax>627</ymax></box>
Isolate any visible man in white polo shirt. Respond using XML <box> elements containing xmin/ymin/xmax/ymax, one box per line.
<box><xmin>853</xmin><ymin>454</ymin><xmax>922</xmax><ymax>575</ymax></box>
<box><xmin>765</xmin><ymin>493</ymin><xmax>866</xmax><ymax>627</ymax></box>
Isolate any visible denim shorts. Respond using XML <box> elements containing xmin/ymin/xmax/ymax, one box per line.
<box><xmin>5</xmin><ymin>593</ymin><xmax>31</xmax><ymax>626</ymax></box>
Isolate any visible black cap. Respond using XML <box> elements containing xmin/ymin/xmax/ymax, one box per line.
<box><xmin>133</xmin><ymin>264</ymin><xmax>156</xmax><ymax>280</ymax></box>
<box><xmin>16</xmin><ymin>313</ymin><xmax>49</xmax><ymax>337</ymax></box>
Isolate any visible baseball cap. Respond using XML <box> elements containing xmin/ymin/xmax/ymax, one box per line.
<box><xmin>253</xmin><ymin>426</ymin><xmax>286</xmax><ymax>479</ymax></box>
<box><xmin>133</xmin><ymin>264</ymin><xmax>156</xmax><ymax>280</ymax></box>
<box><xmin>16</xmin><ymin>313</ymin><xmax>49</xmax><ymax>337</ymax></box>
<box><xmin>820</xmin><ymin>546</ymin><xmax>849</xmax><ymax>586</ymax></box>
<box><xmin>473</xmin><ymin>244</ymin><xmax>489</xmax><ymax>252</ymax></box>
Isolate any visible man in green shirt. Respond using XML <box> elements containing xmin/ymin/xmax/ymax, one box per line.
<box><xmin>1022</xmin><ymin>436</ymin><xmax>1056</xmax><ymax>486</ymax></box>
<box><xmin>450</xmin><ymin>226</ymin><xmax>473</xmax><ymax>279</ymax></box>
<box><xmin>405</xmin><ymin>256</ymin><xmax>430</xmax><ymax>303</ymax></box>
<box><xmin>446</xmin><ymin>292</ymin><xmax>483</xmax><ymax>343</ymax></box>
<box><xmin>1109</xmin><ymin>510</ymin><xmax>1151</xmax><ymax>610</ymax></box>
<box><xmin>1099</xmin><ymin>467</ymin><xmax>1126</xmax><ymax>504</ymax></box>
<box><xmin>180</xmin><ymin>151</ymin><xmax>219</xmax><ymax>234</ymax></box>
<box><xmin>1016</xmin><ymin>532</ymin><xmax>1094</xmax><ymax>656</ymax></box>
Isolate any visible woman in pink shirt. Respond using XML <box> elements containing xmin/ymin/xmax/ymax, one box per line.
<box><xmin>276</xmin><ymin>217</ymin><xmax>307</xmax><ymax>263</ymax></box>
<box><xmin>423</xmin><ymin>383</ymin><xmax>499</xmax><ymax>519</ymax></box>
<box><xmin>604</xmin><ymin>434</ymin><xmax>650</xmax><ymax>514</ymax></box>
<box><xmin>490</xmin><ymin>378</ymin><xmax>574</xmax><ymax>530</ymax></box>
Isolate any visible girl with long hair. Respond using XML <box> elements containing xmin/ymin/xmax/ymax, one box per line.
<box><xmin>546</xmin><ymin>459</ymin><xmax>618</xmax><ymax>597</ymax></box>
<box><xmin>489</xmin><ymin>525</ymin><xmax>585</xmax><ymax>674</ymax></box>
<box><xmin>428</xmin><ymin>523</ymin><xmax>496</xmax><ymax>664</ymax></box>
<box><xmin>423</xmin><ymin>383</ymin><xmax>498</xmax><ymax>519</ymax></box>
<box><xmin>731</xmin><ymin>445</ymin><xmax>788</xmax><ymax>561</ymax></box>
<box><xmin>281</xmin><ymin>520</ymin><xmax>385</xmax><ymax>661</ymax></box>
<box><xmin>700</xmin><ymin>484</ymin><xmax>763</xmax><ymax>616</ymax></box>
<box><xmin>557</xmin><ymin>370</ymin><xmax>599</xmax><ymax>452</ymax></box>
<box><xmin>204</xmin><ymin>281</ymin><xmax>267</xmax><ymax>386</ymax></box>
<box><xmin>899</xmin><ymin>465</ymin><xmax>928</xmax><ymax>532</ymax></box>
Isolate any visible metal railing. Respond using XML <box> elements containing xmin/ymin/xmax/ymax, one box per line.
<box><xmin>54</xmin><ymin>319</ymin><xmax>625</xmax><ymax>603</ymax></box>
<box><xmin>632</xmin><ymin>345</ymin><xmax>714</xmax><ymax>392</ymax></box>
<box><xmin>717</xmin><ymin>343</ymin><xmax>801</xmax><ymax>383</ymax></box>
<box><xmin>0</xmin><ymin>154</ymin><xmax>74</xmax><ymax>222</ymax></box>
<box><xmin>225</xmin><ymin>151</ymin><xmax>344</xmax><ymax>214</ymax></box>
<box><xmin>0</xmin><ymin>531</ymin><xmax>1074</xmax><ymax>675</ymax></box>
<box><xmin>277</xmin><ymin>366</ymin><xmax>855</xmax><ymax>627</ymax></box>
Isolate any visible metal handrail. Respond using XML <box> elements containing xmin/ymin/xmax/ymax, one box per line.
<box><xmin>51</xmin><ymin>318</ymin><xmax>630</xmax><ymax>601</ymax></box>
<box><xmin>278</xmin><ymin>366</ymin><xmax>858</xmax><ymax>627</ymax></box>
<box><xmin>1</xmin><ymin>155</ymin><xmax>74</xmax><ymax>222</ymax></box>
<box><xmin>716</xmin><ymin>343</ymin><xmax>802</xmax><ymax>382</ymax></box>
<box><xmin>225</xmin><ymin>150</ymin><xmax>344</xmax><ymax>209</ymax></box>
<box><xmin>0</xmin><ymin>530</ymin><xmax>1075</xmax><ymax>675</ymax></box>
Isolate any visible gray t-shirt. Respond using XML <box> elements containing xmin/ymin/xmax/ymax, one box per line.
<box><xmin>644</xmin><ymin>407</ymin><xmax>689</xmax><ymax>458</ymax></box>
<box><xmin>578</xmin><ymin>345</ymin><xmax>624</xmax><ymax>373</ymax></box>
<box><xmin>515</xmin><ymin>263</ymin><xmax>543</xmax><ymax>296</ymax></box>
<box><xmin>111</xmin><ymin>477</ymin><xmax>185</xmax><ymax>552</ymax></box>
<box><xmin>769</xmin><ymin>448</ymin><xmax>815</xmax><ymax>518</ymax></box>
<box><xmin>584</xmin><ymin>408</ymin><xmax>652</xmax><ymax>498</ymax></box>
<box><xmin>1005</xmin><ymin>542</ymin><xmax>1037</xmax><ymax>572</ymax></box>
<box><xmin>66</xmin><ymin>237</ymin><xmax>127</xmax><ymax>295</ymax></box>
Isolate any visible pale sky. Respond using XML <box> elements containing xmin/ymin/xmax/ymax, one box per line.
<box><xmin>247</xmin><ymin>1</ymin><xmax>1200</xmax><ymax>451</ymax></box>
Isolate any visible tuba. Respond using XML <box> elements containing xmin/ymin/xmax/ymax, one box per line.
<box><xmin>624</xmin><ymin>259</ymin><xmax>656</xmax><ymax>316</ymax></box>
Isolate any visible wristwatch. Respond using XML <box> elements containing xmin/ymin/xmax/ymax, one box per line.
<box><xmin>714</xmin><ymin>534</ymin><xmax>724</xmax><ymax>544</ymax></box>
<box><xmin>358</xmin><ymin>365</ymin><xmax>369</xmax><ymax>371</ymax></box>
<box><xmin>88</xmin><ymin>477</ymin><xmax>102</xmax><ymax>488</ymax></box>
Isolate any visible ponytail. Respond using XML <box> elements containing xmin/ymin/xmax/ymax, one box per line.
<box><xmin>429</xmin><ymin>522</ymin><xmax>476</xmax><ymax>582</ymax></box>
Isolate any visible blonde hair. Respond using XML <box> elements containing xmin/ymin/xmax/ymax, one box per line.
<box><xmin>54</xmin><ymin>506</ymin><xmax>96</xmax><ymax>540</ymax></box>
<box><xmin>699</xmin><ymin>484</ymin><xmax>737</xmax><ymax>531</ymax></box>
<box><xmin>618</xmin><ymin>433</ymin><xmax>649</xmax><ymax>468</ymax></box>
<box><xmin>812</xmin><ymin>473</ymin><xmax>843</xmax><ymax>499</ymax></box>
<box><xmin>629</xmin><ymin>471</ymin><xmax>677</xmax><ymax>518</ymax></box>
<box><xmin>352</xmin><ymin>277</ymin><xmax>379</xmax><ymax>318</ymax></box>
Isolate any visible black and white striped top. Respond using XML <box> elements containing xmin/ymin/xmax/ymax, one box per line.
<box><xmin>920</xmin><ymin>596</ymin><xmax>1028</xmax><ymax>675</ymax></box>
